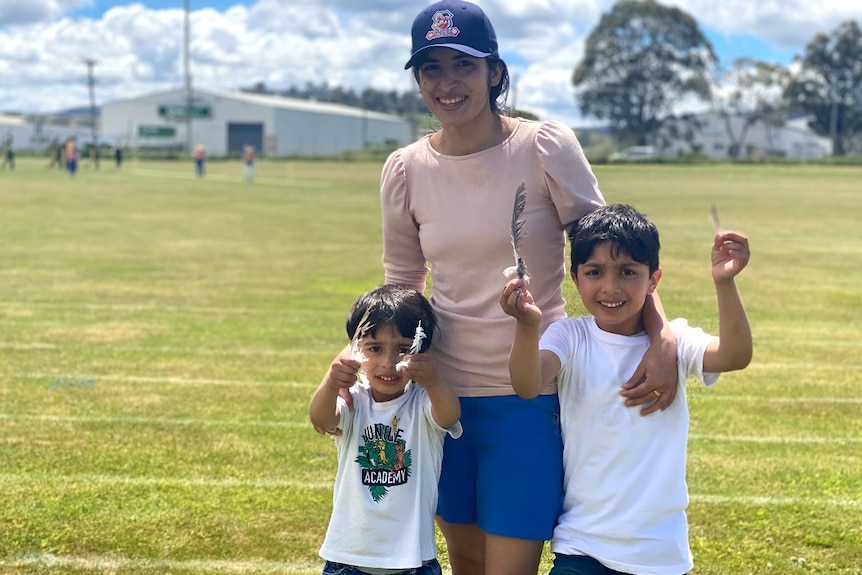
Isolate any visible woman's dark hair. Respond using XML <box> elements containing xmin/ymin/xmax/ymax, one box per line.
<box><xmin>346</xmin><ymin>284</ymin><xmax>437</xmax><ymax>353</ymax></box>
<box><xmin>411</xmin><ymin>54</ymin><xmax>510</xmax><ymax>116</ymax></box>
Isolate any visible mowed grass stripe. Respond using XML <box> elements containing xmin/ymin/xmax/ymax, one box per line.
<box><xmin>0</xmin><ymin>553</ymin><xmax>318</xmax><ymax>574</ymax></box>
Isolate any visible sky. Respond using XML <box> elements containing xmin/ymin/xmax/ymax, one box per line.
<box><xmin>0</xmin><ymin>0</ymin><xmax>858</xmax><ymax>127</ymax></box>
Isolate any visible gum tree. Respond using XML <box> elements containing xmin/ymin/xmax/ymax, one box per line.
<box><xmin>572</xmin><ymin>0</ymin><xmax>716</xmax><ymax>146</ymax></box>
<box><xmin>785</xmin><ymin>20</ymin><xmax>862</xmax><ymax>156</ymax></box>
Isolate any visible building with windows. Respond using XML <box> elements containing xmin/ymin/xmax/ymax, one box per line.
<box><xmin>656</xmin><ymin>112</ymin><xmax>831</xmax><ymax>160</ymax></box>
<box><xmin>100</xmin><ymin>87</ymin><xmax>413</xmax><ymax>157</ymax></box>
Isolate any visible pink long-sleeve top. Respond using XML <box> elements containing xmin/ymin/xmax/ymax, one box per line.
<box><xmin>381</xmin><ymin>119</ymin><xmax>605</xmax><ymax>397</ymax></box>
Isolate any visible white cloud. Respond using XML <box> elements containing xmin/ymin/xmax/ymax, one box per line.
<box><xmin>0</xmin><ymin>0</ymin><xmax>857</xmax><ymax>127</ymax></box>
<box><xmin>667</xmin><ymin>0</ymin><xmax>857</xmax><ymax>50</ymax></box>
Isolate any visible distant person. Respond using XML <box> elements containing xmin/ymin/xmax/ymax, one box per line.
<box><xmin>113</xmin><ymin>142</ymin><xmax>124</xmax><ymax>170</ymax></box>
<box><xmin>310</xmin><ymin>284</ymin><xmax>462</xmax><ymax>575</ymax></box>
<box><xmin>1</xmin><ymin>132</ymin><xmax>14</xmax><ymax>170</ymax></box>
<box><xmin>46</xmin><ymin>137</ymin><xmax>62</xmax><ymax>169</ymax></box>
<box><xmin>194</xmin><ymin>144</ymin><xmax>205</xmax><ymax>177</ymax></box>
<box><xmin>243</xmin><ymin>145</ymin><xmax>255</xmax><ymax>182</ymax></box>
<box><xmin>65</xmin><ymin>137</ymin><xmax>78</xmax><ymax>177</ymax></box>
<box><xmin>500</xmin><ymin>204</ymin><xmax>753</xmax><ymax>575</ymax></box>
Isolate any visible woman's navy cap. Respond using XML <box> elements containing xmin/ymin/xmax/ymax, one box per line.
<box><xmin>405</xmin><ymin>0</ymin><xmax>498</xmax><ymax>70</ymax></box>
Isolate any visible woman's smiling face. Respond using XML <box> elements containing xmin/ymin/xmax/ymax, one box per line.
<box><xmin>416</xmin><ymin>47</ymin><xmax>501</xmax><ymax>129</ymax></box>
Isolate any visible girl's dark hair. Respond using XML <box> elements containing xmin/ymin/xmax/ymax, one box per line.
<box><xmin>411</xmin><ymin>55</ymin><xmax>510</xmax><ymax>116</ymax></box>
<box><xmin>569</xmin><ymin>204</ymin><xmax>661</xmax><ymax>273</ymax></box>
<box><xmin>345</xmin><ymin>284</ymin><xmax>437</xmax><ymax>352</ymax></box>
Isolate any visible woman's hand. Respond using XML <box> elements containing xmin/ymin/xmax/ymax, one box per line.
<box><xmin>620</xmin><ymin>326</ymin><xmax>678</xmax><ymax>415</ymax></box>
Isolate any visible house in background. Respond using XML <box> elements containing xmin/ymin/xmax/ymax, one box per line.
<box><xmin>656</xmin><ymin>111</ymin><xmax>832</xmax><ymax>160</ymax></box>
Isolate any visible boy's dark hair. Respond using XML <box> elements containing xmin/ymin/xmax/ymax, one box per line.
<box><xmin>569</xmin><ymin>204</ymin><xmax>660</xmax><ymax>273</ymax></box>
<box><xmin>346</xmin><ymin>285</ymin><xmax>437</xmax><ymax>352</ymax></box>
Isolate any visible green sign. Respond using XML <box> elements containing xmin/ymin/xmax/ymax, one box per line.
<box><xmin>138</xmin><ymin>125</ymin><xmax>176</xmax><ymax>138</ymax></box>
<box><xmin>157</xmin><ymin>104</ymin><xmax>211</xmax><ymax>119</ymax></box>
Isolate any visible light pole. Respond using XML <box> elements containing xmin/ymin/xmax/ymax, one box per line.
<box><xmin>84</xmin><ymin>58</ymin><xmax>100</xmax><ymax>169</ymax></box>
<box><xmin>184</xmin><ymin>0</ymin><xmax>193</xmax><ymax>154</ymax></box>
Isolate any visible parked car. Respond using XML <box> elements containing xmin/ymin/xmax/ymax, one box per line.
<box><xmin>608</xmin><ymin>146</ymin><xmax>657</xmax><ymax>162</ymax></box>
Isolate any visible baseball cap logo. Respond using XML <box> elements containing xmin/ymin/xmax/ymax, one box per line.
<box><xmin>426</xmin><ymin>9</ymin><xmax>460</xmax><ymax>40</ymax></box>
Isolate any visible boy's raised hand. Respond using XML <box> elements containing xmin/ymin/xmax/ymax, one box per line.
<box><xmin>499</xmin><ymin>278</ymin><xmax>541</xmax><ymax>326</ymax></box>
<box><xmin>712</xmin><ymin>231</ymin><xmax>750</xmax><ymax>283</ymax></box>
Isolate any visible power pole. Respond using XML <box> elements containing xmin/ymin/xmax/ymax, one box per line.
<box><xmin>84</xmin><ymin>58</ymin><xmax>100</xmax><ymax>169</ymax></box>
<box><xmin>184</xmin><ymin>0</ymin><xmax>193</xmax><ymax>154</ymax></box>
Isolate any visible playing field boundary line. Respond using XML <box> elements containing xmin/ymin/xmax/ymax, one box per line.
<box><xmin>0</xmin><ymin>341</ymin><xmax>321</xmax><ymax>358</ymax></box>
<box><xmin>0</xmin><ymin>473</ymin><xmax>332</xmax><ymax>490</ymax></box>
<box><xmin>689</xmin><ymin>433</ymin><xmax>862</xmax><ymax>444</ymax></box>
<box><xmin>1</xmin><ymin>473</ymin><xmax>856</xmax><ymax>507</ymax></box>
<box><xmin>689</xmin><ymin>394</ymin><xmax>862</xmax><ymax>404</ymax></box>
<box><xmin>0</xmin><ymin>301</ymin><xmax>274</xmax><ymax>315</ymax></box>
<box><xmin>0</xmin><ymin>552</ymin><xmax>318</xmax><ymax>574</ymax></box>
<box><xmin>2</xmin><ymin>372</ymin><xmax>315</xmax><ymax>388</ymax></box>
<box><xmin>691</xmin><ymin>494</ymin><xmax>860</xmax><ymax>507</ymax></box>
<box><xmin>0</xmin><ymin>413</ymin><xmax>311</xmax><ymax>429</ymax></box>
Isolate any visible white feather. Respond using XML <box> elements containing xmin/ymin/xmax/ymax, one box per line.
<box><xmin>396</xmin><ymin>321</ymin><xmax>425</xmax><ymax>372</ymax></box>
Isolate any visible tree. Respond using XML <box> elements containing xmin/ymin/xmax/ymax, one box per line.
<box><xmin>572</xmin><ymin>0</ymin><xmax>716</xmax><ymax>146</ymax></box>
<box><xmin>715</xmin><ymin>58</ymin><xmax>791</xmax><ymax>159</ymax></box>
<box><xmin>785</xmin><ymin>20</ymin><xmax>862</xmax><ymax>156</ymax></box>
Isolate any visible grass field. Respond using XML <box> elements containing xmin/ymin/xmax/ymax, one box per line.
<box><xmin>1</xmin><ymin>156</ymin><xmax>860</xmax><ymax>575</ymax></box>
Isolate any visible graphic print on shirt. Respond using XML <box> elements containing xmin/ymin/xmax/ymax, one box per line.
<box><xmin>356</xmin><ymin>415</ymin><xmax>412</xmax><ymax>502</ymax></box>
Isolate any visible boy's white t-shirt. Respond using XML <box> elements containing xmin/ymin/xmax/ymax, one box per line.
<box><xmin>319</xmin><ymin>382</ymin><xmax>462</xmax><ymax>570</ymax></box>
<box><xmin>542</xmin><ymin>316</ymin><xmax>718</xmax><ymax>575</ymax></box>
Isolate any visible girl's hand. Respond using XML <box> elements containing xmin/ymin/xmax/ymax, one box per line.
<box><xmin>325</xmin><ymin>356</ymin><xmax>362</xmax><ymax>391</ymax></box>
<box><xmin>313</xmin><ymin>354</ymin><xmax>359</xmax><ymax>436</ymax></box>
<box><xmin>402</xmin><ymin>353</ymin><xmax>439</xmax><ymax>389</ymax></box>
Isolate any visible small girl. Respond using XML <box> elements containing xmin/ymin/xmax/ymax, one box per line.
<box><xmin>310</xmin><ymin>284</ymin><xmax>461</xmax><ymax>575</ymax></box>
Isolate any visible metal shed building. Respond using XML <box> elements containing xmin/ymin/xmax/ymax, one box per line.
<box><xmin>100</xmin><ymin>87</ymin><xmax>413</xmax><ymax>156</ymax></box>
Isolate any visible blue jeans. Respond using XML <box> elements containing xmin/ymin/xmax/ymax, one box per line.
<box><xmin>549</xmin><ymin>554</ymin><xmax>629</xmax><ymax>575</ymax></box>
<box><xmin>550</xmin><ymin>554</ymin><xmax>688</xmax><ymax>575</ymax></box>
<box><xmin>322</xmin><ymin>559</ymin><xmax>442</xmax><ymax>575</ymax></box>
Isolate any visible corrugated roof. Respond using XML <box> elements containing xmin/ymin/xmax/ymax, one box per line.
<box><xmin>106</xmin><ymin>87</ymin><xmax>406</xmax><ymax>124</ymax></box>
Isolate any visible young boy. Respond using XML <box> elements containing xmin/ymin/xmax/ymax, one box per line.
<box><xmin>310</xmin><ymin>284</ymin><xmax>462</xmax><ymax>575</ymax></box>
<box><xmin>500</xmin><ymin>204</ymin><xmax>752</xmax><ymax>575</ymax></box>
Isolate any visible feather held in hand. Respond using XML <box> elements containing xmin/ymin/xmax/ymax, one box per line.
<box><xmin>396</xmin><ymin>321</ymin><xmax>425</xmax><ymax>372</ymax></box>
<box><xmin>350</xmin><ymin>306</ymin><xmax>373</xmax><ymax>365</ymax></box>
<box><xmin>504</xmin><ymin>181</ymin><xmax>529</xmax><ymax>280</ymax></box>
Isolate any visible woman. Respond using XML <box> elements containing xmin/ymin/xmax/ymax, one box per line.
<box><xmin>378</xmin><ymin>2</ymin><xmax>679</xmax><ymax>574</ymax></box>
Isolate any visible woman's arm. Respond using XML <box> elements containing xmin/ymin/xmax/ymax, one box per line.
<box><xmin>620</xmin><ymin>290</ymin><xmax>679</xmax><ymax>415</ymax></box>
